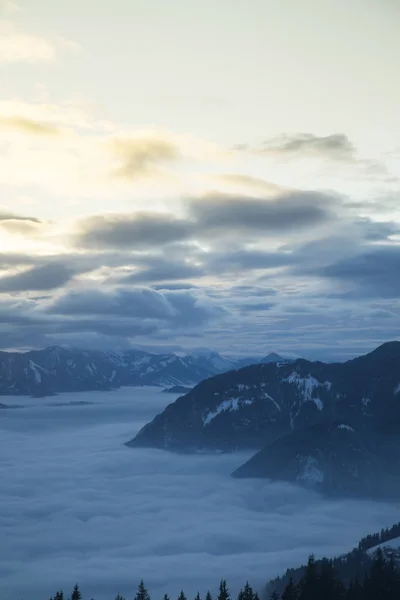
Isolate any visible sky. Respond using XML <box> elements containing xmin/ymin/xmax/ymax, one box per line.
<box><xmin>0</xmin><ymin>0</ymin><xmax>400</xmax><ymax>359</ymax></box>
<box><xmin>2</xmin><ymin>387</ymin><xmax>400</xmax><ymax>600</ymax></box>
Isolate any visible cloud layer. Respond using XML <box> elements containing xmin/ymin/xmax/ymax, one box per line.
<box><xmin>0</xmin><ymin>85</ymin><xmax>399</xmax><ymax>358</ymax></box>
<box><xmin>1</xmin><ymin>389</ymin><xmax>398</xmax><ymax>600</ymax></box>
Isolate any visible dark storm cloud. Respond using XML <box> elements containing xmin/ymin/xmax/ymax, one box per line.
<box><xmin>318</xmin><ymin>245</ymin><xmax>400</xmax><ymax>298</ymax></box>
<box><xmin>77</xmin><ymin>212</ymin><xmax>192</xmax><ymax>250</ymax></box>
<box><xmin>0</xmin><ymin>263</ymin><xmax>78</xmax><ymax>292</ymax></box>
<box><xmin>259</xmin><ymin>133</ymin><xmax>356</xmax><ymax>159</ymax></box>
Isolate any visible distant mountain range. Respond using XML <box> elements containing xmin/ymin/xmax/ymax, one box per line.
<box><xmin>0</xmin><ymin>345</ymin><xmax>287</xmax><ymax>396</ymax></box>
<box><xmin>127</xmin><ymin>341</ymin><xmax>400</xmax><ymax>498</ymax></box>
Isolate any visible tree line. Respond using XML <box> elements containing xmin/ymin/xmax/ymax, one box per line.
<box><xmin>357</xmin><ymin>521</ymin><xmax>400</xmax><ymax>552</ymax></box>
<box><xmin>47</xmin><ymin>550</ymin><xmax>400</xmax><ymax>600</ymax></box>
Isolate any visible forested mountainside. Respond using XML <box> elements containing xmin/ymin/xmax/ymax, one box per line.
<box><xmin>128</xmin><ymin>341</ymin><xmax>400</xmax><ymax>452</ymax></box>
<box><xmin>127</xmin><ymin>342</ymin><xmax>400</xmax><ymax>498</ymax></box>
<box><xmin>44</xmin><ymin>530</ymin><xmax>400</xmax><ymax>600</ymax></box>
<box><xmin>266</xmin><ymin>521</ymin><xmax>400</xmax><ymax>598</ymax></box>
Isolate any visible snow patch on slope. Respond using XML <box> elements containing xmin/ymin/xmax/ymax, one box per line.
<box><xmin>284</xmin><ymin>372</ymin><xmax>331</xmax><ymax>404</ymax></box>
<box><xmin>297</xmin><ymin>455</ymin><xmax>325</xmax><ymax>484</ymax></box>
<box><xmin>203</xmin><ymin>398</ymin><xmax>253</xmax><ymax>426</ymax></box>
<box><xmin>367</xmin><ymin>537</ymin><xmax>400</xmax><ymax>555</ymax></box>
<box><xmin>262</xmin><ymin>392</ymin><xmax>281</xmax><ymax>411</ymax></box>
<box><xmin>338</xmin><ymin>424</ymin><xmax>354</xmax><ymax>432</ymax></box>
<box><xmin>29</xmin><ymin>361</ymin><xmax>42</xmax><ymax>384</ymax></box>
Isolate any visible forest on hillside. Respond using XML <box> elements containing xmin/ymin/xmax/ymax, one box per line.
<box><xmin>46</xmin><ymin>550</ymin><xmax>400</xmax><ymax>600</ymax></box>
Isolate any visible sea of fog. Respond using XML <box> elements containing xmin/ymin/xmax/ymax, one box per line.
<box><xmin>1</xmin><ymin>387</ymin><xmax>399</xmax><ymax>600</ymax></box>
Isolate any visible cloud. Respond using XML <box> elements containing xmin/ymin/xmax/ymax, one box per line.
<box><xmin>48</xmin><ymin>288</ymin><xmax>177</xmax><ymax>320</ymax></box>
<box><xmin>0</xmin><ymin>252</ymin><xmax>40</xmax><ymax>268</ymax></box>
<box><xmin>76</xmin><ymin>212</ymin><xmax>192</xmax><ymax>250</ymax></box>
<box><xmin>0</xmin><ymin>389</ymin><xmax>398</xmax><ymax>600</ymax></box>
<box><xmin>0</xmin><ymin>20</ymin><xmax>56</xmax><ymax>63</ymax></box>
<box><xmin>119</xmin><ymin>259</ymin><xmax>204</xmax><ymax>284</ymax></box>
<box><xmin>259</xmin><ymin>133</ymin><xmax>356</xmax><ymax>160</ymax></box>
<box><xmin>190</xmin><ymin>190</ymin><xmax>337</xmax><ymax>234</ymax></box>
<box><xmin>206</xmin><ymin>249</ymin><xmax>292</xmax><ymax>273</ymax></box>
<box><xmin>317</xmin><ymin>245</ymin><xmax>400</xmax><ymax>298</ymax></box>
<box><xmin>111</xmin><ymin>136</ymin><xmax>180</xmax><ymax>180</ymax></box>
<box><xmin>0</xmin><ymin>0</ymin><xmax>20</xmax><ymax>14</ymax></box>
<box><xmin>0</xmin><ymin>263</ymin><xmax>77</xmax><ymax>292</ymax></box>
<box><xmin>76</xmin><ymin>189</ymin><xmax>338</xmax><ymax>252</ymax></box>
<box><xmin>0</xmin><ymin>19</ymin><xmax>80</xmax><ymax>64</ymax></box>
<box><xmin>47</xmin><ymin>287</ymin><xmax>224</xmax><ymax>330</ymax></box>
<box><xmin>0</xmin><ymin>211</ymin><xmax>45</xmax><ymax>235</ymax></box>
<box><xmin>210</xmin><ymin>174</ymin><xmax>283</xmax><ymax>196</ymax></box>
<box><xmin>0</xmin><ymin>211</ymin><xmax>41</xmax><ymax>223</ymax></box>
<box><xmin>0</xmin><ymin>116</ymin><xmax>61</xmax><ymax>136</ymax></box>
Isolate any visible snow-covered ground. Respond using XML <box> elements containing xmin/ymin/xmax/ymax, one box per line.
<box><xmin>367</xmin><ymin>537</ymin><xmax>400</xmax><ymax>555</ymax></box>
<box><xmin>1</xmin><ymin>387</ymin><xmax>400</xmax><ymax>600</ymax></box>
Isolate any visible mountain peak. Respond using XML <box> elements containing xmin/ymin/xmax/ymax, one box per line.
<box><xmin>367</xmin><ymin>341</ymin><xmax>400</xmax><ymax>356</ymax></box>
<box><xmin>259</xmin><ymin>352</ymin><xmax>285</xmax><ymax>364</ymax></box>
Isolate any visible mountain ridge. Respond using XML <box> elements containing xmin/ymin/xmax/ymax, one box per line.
<box><xmin>0</xmin><ymin>345</ymin><xmax>259</xmax><ymax>396</ymax></box>
<box><xmin>128</xmin><ymin>341</ymin><xmax>400</xmax><ymax>452</ymax></box>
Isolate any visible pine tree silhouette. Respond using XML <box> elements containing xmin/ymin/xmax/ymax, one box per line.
<box><xmin>134</xmin><ymin>581</ymin><xmax>150</xmax><ymax>600</ymax></box>
<box><xmin>217</xmin><ymin>580</ymin><xmax>230</xmax><ymax>600</ymax></box>
<box><xmin>71</xmin><ymin>584</ymin><xmax>82</xmax><ymax>600</ymax></box>
<box><xmin>282</xmin><ymin>578</ymin><xmax>298</xmax><ymax>600</ymax></box>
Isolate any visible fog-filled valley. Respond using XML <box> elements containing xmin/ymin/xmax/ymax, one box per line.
<box><xmin>1</xmin><ymin>388</ymin><xmax>399</xmax><ymax>600</ymax></box>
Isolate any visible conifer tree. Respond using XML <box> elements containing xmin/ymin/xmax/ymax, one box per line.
<box><xmin>194</xmin><ymin>592</ymin><xmax>201</xmax><ymax>600</ymax></box>
<box><xmin>241</xmin><ymin>582</ymin><xmax>255</xmax><ymax>600</ymax></box>
<box><xmin>177</xmin><ymin>591</ymin><xmax>187</xmax><ymax>600</ymax></box>
<box><xmin>134</xmin><ymin>580</ymin><xmax>150</xmax><ymax>600</ymax></box>
<box><xmin>298</xmin><ymin>555</ymin><xmax>318</xmax><ymax>600</ymax></box>
<box><xmin>217</xmin><ymin>580</ymin><xmax>230</xmax><ymax>600</ymax></box>
<box><xmin>163</xmin><ymin>594</ymin><xmax>170</xmax><ymax>600</ymax></box>
<box><xmin>205</xmin><ymin>591</ymin><xmax>213</xmax><ymax>600</ymax></box>
<box><xmin>71</xmin><ymin>584</ymin><xmax>82</xmax><ymax>600</ymax></box>
<box><xmin>282</xmin><ymin>578</ymin><xmax>298</xmax><ymax>600</ymax></box>
<box><xmin>115</xmin><ymin>594</ymin><xmax>126</xmax><ymax>600</ymax></box>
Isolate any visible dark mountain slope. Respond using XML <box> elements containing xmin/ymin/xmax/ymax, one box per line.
<box><xmin>231</xmin><ymin>421</ymin><xmax>388</xmax><ymax>498</ymax></box>
<box><xmin>127</xmin><ymin>342</ymin><xmax>400</xmax><ymax>452</ymax></box>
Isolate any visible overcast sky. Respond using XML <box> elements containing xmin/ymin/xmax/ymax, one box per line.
<box><xmin>0</xmin><ymin>0</ymin><xmax>399</xmax><ymax>359</ymax></box>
